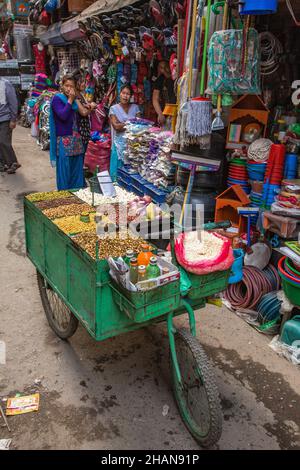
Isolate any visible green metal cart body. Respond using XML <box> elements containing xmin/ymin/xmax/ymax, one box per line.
<box><xmin>24</xmin><ymin>198</ymin><xmax>208</xmax><ymax>340</ymax></box>
<box><xmin>24</xmin><ymin>196</ymin><xmax>230</xmax><ymax>447</ymax></box>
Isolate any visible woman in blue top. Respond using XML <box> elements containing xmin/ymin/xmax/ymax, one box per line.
<box><xmin>109</xmin><ymin>84</ymin><xmax>141</xmax><ymax>181</ymax></box>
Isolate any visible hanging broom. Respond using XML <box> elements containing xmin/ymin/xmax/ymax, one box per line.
<box><xmin>185</xmin><ymin>0</ymin><xmax>213</xmax><ymax>144</ymax></box>
<box><xmin>173</xmin><ymin>0</ymin><xmax>193</xmax><ymax>145</ymax></box>
<box><xmin>211</xmin><ymin>0</ymin><xmax>229</xmax><ymax>131</ymax></box>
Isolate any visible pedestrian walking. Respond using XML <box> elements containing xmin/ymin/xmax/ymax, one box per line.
<box><xmin>0</xmin><ymin>78</ymin><xmax>21</xmax><ymax>174</ymax></box>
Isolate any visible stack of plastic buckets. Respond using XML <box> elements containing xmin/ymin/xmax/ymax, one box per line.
<box><xmin>262</xmin><ymin>144</ymin><xmax>286</xmax><ymax>209</ymax></box>
<box><xmin>247</xmin><ymin>161</ymin><xmax>267</xmax><ymax>182</ymax></box>
<box><xmin>284</xmin><ymin>153</ymin><xmax>298</xmax><ymax>180</ymax></box>
<box><xmin>228</xmin><ymin>157</ymin><xmax>250</xmax><ymax>194</ymax></box>
<box><xmin>249</xmin><ymin>191</ymin><xmax>262</xmax><ymax>225</ymax></box>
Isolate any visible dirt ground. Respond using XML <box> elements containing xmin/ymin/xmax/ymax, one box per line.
<box><xmin>0</xmin><ymin>126</ymin><xmax>300</xmax><ymax>450</ymax></box>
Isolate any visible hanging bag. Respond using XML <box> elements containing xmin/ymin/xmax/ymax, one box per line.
<box><xmin>207</xmin><ymin>28</ymin><xmax>261</xmax><ymax>95</ymax></box>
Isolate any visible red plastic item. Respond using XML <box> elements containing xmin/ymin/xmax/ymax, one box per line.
<box><xmin>264</xmin><ymin>143</ymin><xmax>285</xmax><ymax>184</ymax></box>
<box><xmin>84</xmin><ymin>137</ymin><xmax>111</xmax><ymax>173</ymax></box>
<box><xmin>278</xmin><ymin>256</ymin><xmax>300</xmax><ymax>284</ymax></box>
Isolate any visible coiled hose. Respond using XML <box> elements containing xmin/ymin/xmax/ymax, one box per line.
<box><xmin>224</xmin><ymin>264</ymin><xmax>280</xmax><ymax>310</ymax></box>
<box><xmin>256</xmin><ymin>292</ymin><xmax>282</xmax><ymax>325</ymax></box>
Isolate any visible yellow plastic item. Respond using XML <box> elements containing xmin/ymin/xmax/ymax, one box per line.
<box><xmin>207</xmin><ymin>298</ymin><xmax>222</xmax><ymax>307</ymax></box>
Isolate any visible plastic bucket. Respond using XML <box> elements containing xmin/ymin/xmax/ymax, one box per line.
<box><xmin>228</xmin><ymin>249</ymin><xmax>244</xmax><ymax>284</ymax></box>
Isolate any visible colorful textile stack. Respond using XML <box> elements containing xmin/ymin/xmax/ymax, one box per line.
<box><xmin>123</xmin><ymin>120</ymin><xmax>154</xmax><ymax>171</ymax></box>
<box><xmin>123</xmin><ymin>120</ymin><xmax>175</xmax><ymax>189</ymax></box>
<box><xmin>274</xmin><ymin>179</ymin><xmax>300</xmax><ymax>210</ymax></box>
<box><xmin>31</xmin><ymin>73</ymin><xmax>49</xmax><ymax>98</ymax></box>
<box><xmin>227</xmin><ymin>157</ymin><xmax>250</xmax><ymax>194</ymax></box>
<box><xmin>139</xmin><ymin>131</ymin><xmax>175</xmax><ymax>189</ymax></box>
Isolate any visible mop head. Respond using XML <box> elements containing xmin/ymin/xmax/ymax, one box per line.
<box><xmin>173</xmin><ymin>105</ymin><xmax>188</xmax><ymax>145</ymax></box>
<box><xmin>186</xmin><ymin>99</ymin><xmax>212</xmax><ymax>137</ymax></box>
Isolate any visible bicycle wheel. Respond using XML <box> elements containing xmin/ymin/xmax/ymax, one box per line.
<box><xmin>37</xmin><ymin>270</ymin><xmax>78</xmax><ymax>339</ymax></box>
<box><xmin>171</xmin><ymin>328</ymin><xmax>222</xmax><ymax>448</ymax></box>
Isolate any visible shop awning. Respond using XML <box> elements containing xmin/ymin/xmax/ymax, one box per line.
<box><xmin>43</xmin><ymin>0</ymin><xmax>140</xmax><ymax>44</ymax></box>
<box><xmin>78</xmin><ymin>0</ymin><xmax>140</xmax><ymax>21</ymax></box>
<box><xmin>61</xmin><ymin>17</ymin><xmax>85</xmax><ymax>42</ymax></box>
<box><xmin>39</xmin><ymin>22</ymin><xmax>69</xmax><ymax>46</ymax></box>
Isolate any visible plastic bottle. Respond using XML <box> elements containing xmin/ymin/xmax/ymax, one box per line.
<box><xmin>146</xmin><ymin>256</ymin><xmax>161</xmax><ymax>279</ymax></box>
<box><xmin>130</xmin><ymin>258</ymin><xmax>138</xmax><ymax>285</ymax></box>
<box><xmin>137</xmin><ymin>244</ymin><xmax>153</xmax><ymax>266</ymax></box>
<box><xmin>138</xmin><ymin>265</ymin><xmax>147</xmax><ymax>282</ymax></box>
<box><xmin>124</xmin><ymin>249</ymin><xmax>134</xmax><ymax>266</ymax></box>
<box><xmin>277</xmin><ymin>119</ymin><xmax>287</xmax><ymax>143</ymax></box>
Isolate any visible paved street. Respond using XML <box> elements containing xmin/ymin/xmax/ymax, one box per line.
<box><xmin>1</xmin><ymin>126</ymin><xmax>300</xmax><ymax>450</ymax></box>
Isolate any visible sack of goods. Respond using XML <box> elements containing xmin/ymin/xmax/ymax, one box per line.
<box><xmin>175</xmin><ymin>231</ymin><xmax>234</xmax><ymax>275</ymax></box>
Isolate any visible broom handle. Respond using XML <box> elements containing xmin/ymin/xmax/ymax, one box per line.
<box><xmin>200</xmin><ymin>0</ymin><xmax>212</xmax><ymax>96</ymax></box>
<box><xmin>181</xmin><ymin>0</ymin><xmax>192</xmax><ymax>76</ymax></box>
<box><xmin>188</xmin><ymin>0</ymin><xmax>198</xmax><ymax>99</ymax></box>
<box><xmin>216</xmin><ymin>0</ymin><xmax>229</xmax><ymax>113</ymax></box>
<box><xmin>177</xmin><ymin>19</ymin><xmax>184</xmax><ymax>78</ymax></box>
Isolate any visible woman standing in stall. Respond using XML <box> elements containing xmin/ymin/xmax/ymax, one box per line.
<box><xmin>109</xmin><ymin>84</ymin><xmax>141</xmax><ymax>181</ymax></box>
<box><xmin>50</xmin><ymin>74</ymin><xmax>91</xmax><ymax>190</ymax></box>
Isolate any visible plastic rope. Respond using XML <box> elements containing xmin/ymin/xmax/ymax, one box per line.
<box><xmin>247</xmin><ymin>138</ymin><xmax>273</xmax><ymax>163</ymax></box>
<box><xmin>259</xmin><ymin>32</ymin><xmax>283</xmax><ymax>76</ymax></box>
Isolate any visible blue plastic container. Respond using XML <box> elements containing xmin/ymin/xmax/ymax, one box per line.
<box><xmin>144</xmin><ymin>183</ymin><xmax>169</xmax><ymax>204</ymax></box>
<box><xmin>239</xmin><ymin>0</ymin><xmax>278</xmax><ymax>15</ymax></box>
<box><xmin>130</xmin><ymin>174</ymin><xmax>150</xmax><ymax>193</ymax></box>
<box><xmin>284</xmin><ymin>153</ymin><xmax>298</xmax><ymax>180</ymax></box>
<box><xmin>131</xmin><ymin>184</ymin><xmax>144</xmax><ymax>197</ymax></box>
<box><xmin>228</xmin><ymin>249</ymin><xmax>244</xmax><ymax>284</ymax></box>
<box><xmin>117</xmin><ymin>177</ymin><xmax>132</xmax><ymax>192</ymax></box>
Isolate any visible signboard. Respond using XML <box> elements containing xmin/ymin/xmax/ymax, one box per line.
<box><xmin>15</xmin><ymin>1</ymin><xmax>29</xmax><ymax>16</ymax></box>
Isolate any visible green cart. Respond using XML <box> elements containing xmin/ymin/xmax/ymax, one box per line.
<box><xmin>24</xmin><ymin>196</ymin><xmax>230</xmax><ymax>448</ymax></box>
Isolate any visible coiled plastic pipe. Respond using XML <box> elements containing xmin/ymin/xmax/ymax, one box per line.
<box><xmin>225</xmin><ymin>265</ymin><xmax>280</xmax><ymax>310</ymax></box>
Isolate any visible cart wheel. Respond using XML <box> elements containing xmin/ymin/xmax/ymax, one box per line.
<box><xmin>37</xmin><ymin>271</ymin><xmax>78</xmax><ymax>339</ymax></box>
<box><xmin>171</xmin><ymin>328</ymin><xmax>222</xmax><ymax>448</ymax></box>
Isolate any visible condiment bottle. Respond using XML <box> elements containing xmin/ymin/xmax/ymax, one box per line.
<box><xmin>146</xmin><ymin>256</ymin><xmax>161</xmax><ymax>279</ymax></box>
<box><xmin>137</xmin><ymin>244</ymin><xmax>153</xmax><ymax>266</ymax></box>
<box><xmin>130</xmin><ymin>257</ymin><xmax>139</xmax><ymax>285</ymax></box>
<box><xmin>138</xmin><ymin>265</ymin><xmax>147</xmax><ymax>282</ymax></box>
<box><xmin>124</xmin><ymin>249</ymin><xmax>134</xmax><ymax>266</ymax></box>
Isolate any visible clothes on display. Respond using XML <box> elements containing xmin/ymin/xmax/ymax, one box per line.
<box><xmin>33</xmin><ymin>43</ymin><xmax>47</xmax><ymax>74</ymax></box>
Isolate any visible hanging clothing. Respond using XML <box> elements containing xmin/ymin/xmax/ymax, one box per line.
<box><xmin>108</xmin><ymin>103</ymin><xmax>140</xmax><ymax>181</ymax></box>
<box><xmin>50</xmin><ymin>93</ymin><xmax>85</xmax><ymax>190</ymax></box>
<box><xmin>33</xmin><ymin>45</ymin><xmax>47</xmax><ymax>74</ymax></box>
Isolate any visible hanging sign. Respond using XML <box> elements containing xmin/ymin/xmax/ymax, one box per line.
<box><xmin>15</xmin><ymin>1</ymin><xmax>29</xmax><ymax>16</ymax></box>
<box><xmin>292</xmin><ymin>80</ymin><xmax>300</xmax><ymax>106</ymax></box>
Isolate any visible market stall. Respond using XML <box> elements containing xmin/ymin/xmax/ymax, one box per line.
<box><xmin>21</xmin><ymin>0</ymin><xmax>300</xmax><ymax>448</ymax></box>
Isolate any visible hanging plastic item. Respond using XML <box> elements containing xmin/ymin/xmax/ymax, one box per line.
<box><xmin>239</xmin><ymin>0</ymin><xmax>278</xmax><ymax>15</ymax></box>
<box><xmin>207</xmin><ymin>28</ymin><xmax>261</xmax><ymax>95</ymax></box>
<box><xmin>44</xmin><ymin>0</ymin><xmax>58</xmax><ymax>12</ymax></box>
